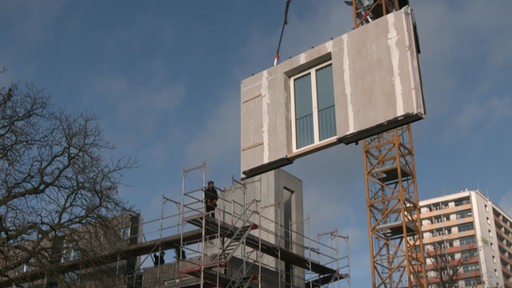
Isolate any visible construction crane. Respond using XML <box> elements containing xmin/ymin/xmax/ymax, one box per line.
<box><xmin>345</xmin><ymin>0</ymin><xmax>428</xmax><ymax>287</ymax></box>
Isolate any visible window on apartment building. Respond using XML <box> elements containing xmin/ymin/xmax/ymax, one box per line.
<box><xmin>433</xmin><ymin>227</ymin><xmax>451</xmax><ymax>237</ymax></box>
<box><xmin>458</xmin><ymin>222</ymin><xmax>474</xmax><ymax>233</ymax></box>
<box><xmin>64</xmin><ymin>272</ymin><xmax>79</xmax><ymax>285</ymax></box>
<box><xmin>430</xmin><ymin>241</ymin><xmax>445</xmax><ymax>251</ymax></box>
<box><xmin>62</xmin><ymin>241</ymin><xmax>81</xmax><ymax>262</ymax></box>
<box><xmin>461</xmin><ymin>249</ymin><xmax>477</xmax><ymax>260</ymax></box>
<box><xmin>18</xmin><ymin>263</ymin><xmax>32</xmax><ymax>273</ymax></box>
<box><xmin>454</xmin><ymin>197</ymin><xmax>470</xmax><ymax>207</ymax></box>
<box><xmin>462</xmin><ymin>263</ymin><xmax>480</xmax><ymax>273</ymax></box>
<box><xmin>121</xmin><ymin>226</ymin><xmax>131</xmax><ymax>240</ymax></box>
<box><xmin>459</xmin><ymin>236</ymin><xmax>476</xmax><ymax>246</ymax></box>
<box><xmin>501</xmin><ymin>258</ymin><xmax>508</xmax><ymax>269</ymax></box>
<box><xmin>464</xmin><ymin>277</ymin><xmax>482</xmax><ymax>286</ymax></box>
<box><xmin>456</xmin><ymin>210</ymin><xmax>472</xmax><ymax>219</ymax></box>
<box><xmin>291</xmin><ymin>62</ymin><xmax>336</xmax><ymax>150</ymax></box>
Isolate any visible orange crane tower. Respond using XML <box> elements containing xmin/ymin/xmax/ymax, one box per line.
<box><xmin>347</xmin><ymin>0</ymin><xmax>427</xmax><ymax>287</ymax></box>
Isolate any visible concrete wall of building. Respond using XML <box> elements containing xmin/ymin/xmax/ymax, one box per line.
<box><xmin>141</xmin><ymin>256</ymin><xmax>282</xmax><ymax>288</ymax></box>
<box><xmin>216</xmin><ymin>168</ymin><xmax>305</xmax><ymax>287</ymax></box>
<box><xmin>492</xmin><ymin>204</ymin><xmax>512</xmax><ymax>287</ymax></box>
<box><xmin>471</xmin><ymin>191</ymin><xmax>505</xmax><ymax>287</ymax></box>
<box><xmin>240</xmin><ymin>6</ymin><xmax>424</xmax><ymax>177</ymax></box>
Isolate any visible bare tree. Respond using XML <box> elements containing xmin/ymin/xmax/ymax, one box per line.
<box><xmin>425</xmin><ymin>243</ymin><xmax>465</xmax><ymax>288</ymax></box>
<box><xmin>0</xmin><ymin>83</ymin><xmax>135</xmax><ymax>286</ymax></box>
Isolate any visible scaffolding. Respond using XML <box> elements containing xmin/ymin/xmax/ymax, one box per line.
<box><xmin>1</xmin><ymin>164</ymin><xmax>349</xmax><ymax>288</ymax></box>
<box><xmin>137</xmin><ymin>163</ymin><xmax>350</xmax><ymax>288</ymax></box>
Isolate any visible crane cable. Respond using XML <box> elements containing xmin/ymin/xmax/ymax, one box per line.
<box><xmin>273</xmin><ymin>0</ymin><xmax>292</xmax><ymax>67</ymax></box>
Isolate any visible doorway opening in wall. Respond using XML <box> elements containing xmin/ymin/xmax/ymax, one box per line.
<box><xmin>284</xmin><ymin>187</ymin><xmax>294</xmax><ymax>288</ymax></box>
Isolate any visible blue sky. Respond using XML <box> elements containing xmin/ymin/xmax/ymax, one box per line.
<box><xmin>1</xmin><ymin>1</ymin><xmax>512</xmax><ymax>286</ymax></box>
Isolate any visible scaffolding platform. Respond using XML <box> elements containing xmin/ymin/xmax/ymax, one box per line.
<box><xmin>185</xmin><ymin>214</ymin><xmax>342</xmax><ymax>279</ymax></box>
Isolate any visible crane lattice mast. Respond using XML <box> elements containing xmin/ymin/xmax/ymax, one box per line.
<box><xmin>346</xmin><ymin>0</ymin><xmax>428</xmax><ymax>287</ymax></box>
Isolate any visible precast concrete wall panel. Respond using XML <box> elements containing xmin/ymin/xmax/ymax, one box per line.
<box><xmin>241</xmin><ymin>6</ymin><xmax>424</xmax><ymax>177</ymax></box>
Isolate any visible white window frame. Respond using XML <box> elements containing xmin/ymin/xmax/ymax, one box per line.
<box><xmin>290</xmin><ymin>61</ymin><xmax>335</xmax><ymax>152</ymax></box>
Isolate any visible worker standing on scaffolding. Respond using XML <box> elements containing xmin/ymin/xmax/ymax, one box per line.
<box><xmin>204</xmin><ymin>180</ymin><xmax>218</xmax><ymax>219</ymax></box>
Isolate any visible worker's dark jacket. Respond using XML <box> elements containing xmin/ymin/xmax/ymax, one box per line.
<box><xmin>204</xmin><ymin>187</ymin><xmax>218</xmax><ymax>207</ymax></box>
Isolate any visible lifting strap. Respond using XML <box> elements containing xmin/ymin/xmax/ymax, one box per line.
<box><xmin>274</xmin><ymin>0</ymin><xmax>292</xmax><ymax>67</ymax></box>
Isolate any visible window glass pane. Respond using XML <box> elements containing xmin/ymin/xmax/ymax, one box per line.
<box><xmin>316</xmin><ymin>64</ymin><xmax>336</xmax><ymax>141</ymax></box>
<box><xmin>458</xmin><ymin>222</ymin><xmax>474</xmax><ymax>232</ymax></box>
<box><xmin>459</xmin><ymin>236</ymin><xmax>476</xmax><ymax>246</ymax></box>
<box><xmin>294</xmin><ymin>73</ymin><xmax>313</xmax><ymax>148</ymax></box>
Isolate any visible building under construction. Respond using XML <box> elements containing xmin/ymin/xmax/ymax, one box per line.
<box><xmin>137</xmin><ymin>165</ymin><xmax>350</xmax><ymax>288</ymax></box>
<box><xmin>2</xmin><ymin>165</ymin><xmax>349</xmax><ymax>288</ymax></box>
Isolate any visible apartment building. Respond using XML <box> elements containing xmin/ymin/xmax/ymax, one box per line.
<box><xmin>3</xmin><ymin>213</ymin><xmax>142</xmax><ymax>288</ymax></box>
<box><xmin>419</xmin><ymin>190</ymin><xmax>512</xmax><ymax>288</ymax></box>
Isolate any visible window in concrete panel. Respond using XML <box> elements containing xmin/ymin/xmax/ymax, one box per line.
<box><xmin>293</xmin><ymin>73</ymin><xmax>314</xmax><ymax>149</ymax></box>
<box><xmin>316</xmin><ymin>64</ymin><xmax>336</xmax><ymax>141</ymax></box>
<box><xmin>291</xmin><ymin>62</ymin><xmax>335</xmax><ymax>150</ymax></box>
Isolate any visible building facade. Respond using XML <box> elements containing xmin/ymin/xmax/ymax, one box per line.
<box><xmin>3</xmin><ymin>213</ymin><xmax>142</xmax><ymax>288</ymax></box>
<box><xmin>419</xmin><ymin>190</ymin><xmax>512</xmax><ymax>288</ymax></box>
